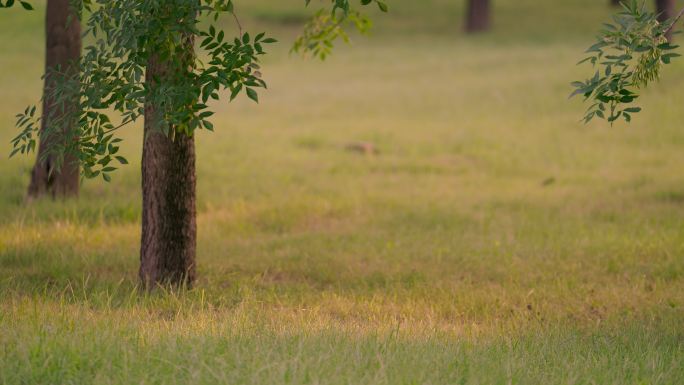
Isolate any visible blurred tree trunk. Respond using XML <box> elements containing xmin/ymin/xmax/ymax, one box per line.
<box><xmin>611</xmin><ymin>0</ymin><xmax>621</xmax><ymax>6</ymax></box>
<box><xmin>465</xmin><ymin>0</ymin><xmax>490</xmax><ymax>33</ymax></box>
<box><xmin>656</xmin><ymin>0</ymin><xmax>675</xmax><ymax>41</ymax></box>
<box><xmin>28</xmin><ymin>0</ymin><xmax>81</xmax><ymax>199</ymax></box>
<box><xmin>139</xmin><ymin>38</ymin><xmax>197</xmax><ymax>289</ymax></box>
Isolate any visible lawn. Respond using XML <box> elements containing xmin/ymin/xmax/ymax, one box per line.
<box><xmin>1</xmin><ymin>0</ymin><xmax>684</xmax><ymax>383</ymax></box>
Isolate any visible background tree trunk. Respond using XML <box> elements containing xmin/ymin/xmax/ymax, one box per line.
<box><xmin>27</xmin><ymin>0</ymin><xmax>81</xmax><ymax>199</ymax></box>
<box><xmin>139</xmin><ymin>51</ymin><xmax>197</xmax><ymax>288</ymax></box>
<box><xmin>611</xmin><ymin>0</ymin><xmax>621</xmax><ymax>6</ymax></box>
<box><xmin>656</xmin><ymin>0</ymin><xmax>676</xmax><ymax>41</ymax></box>
<box><xmin>465</xmin><ymin>0</ymin><xmax>490</xmax><ymax>33</ymax></box>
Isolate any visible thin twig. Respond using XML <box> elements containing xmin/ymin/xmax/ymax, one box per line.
<box><xmin>664</xmin><ymin>6</ymin><xmax>684</xmax><ymax>37</ymax></box>
<box><xmin>231</xmin><ymin>10</ymin><xmax>242</xmax><ymax>36</ymax></box>
<box><xmin>79</xmin><ymin>119</ymin><xmax>135</xmax><ymax>141</ymax></box>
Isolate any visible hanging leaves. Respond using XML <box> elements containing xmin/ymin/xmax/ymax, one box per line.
<box><xmin>9</xmin><ymin>0</ymin><xmax>382</xmax><ymax>182</ymax></box>
<box><xmin>572</xmin><ymin>0</ymin><xmax>682</xmax><ymax>124</ymax></box>
<box><xmin>293</xmin><ymin>0</ymin><xmax>388</xmax><ymax>60</ymax></box>
<box><xmin>0</xmin><ymin>0</ymin><xmax>33</xmax><ymax>9</ymax></box>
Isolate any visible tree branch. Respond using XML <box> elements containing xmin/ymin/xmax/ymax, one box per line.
<box><xmin>79</xmin><ymin>118</ymin><xmax>134</xmax><ymax>141</ymax></box>
<box><xmin>664</xmin><ymin>6</ymin><xmax>684</xmax><ymax>37</ymax></box>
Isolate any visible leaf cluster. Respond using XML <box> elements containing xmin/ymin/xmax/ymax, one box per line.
<box><xmin>9</xmin><ymin>0</ymin><xmax>383</xmax><ymax>182</ymax></box>
<box><xmin>11</xmin><ymin>0</ymin><xmax>274</xmax><ymax>182</ymax></box>
<box><xmin>293</xmin><ymin>0</ymin><xmax>387</xmax><ymax>60</ymax></box>
<box><xmin>0</xmin><ymin>0</ymin><xmax>32</xmax><ymax>10</ymax></box>
<box><xmin>571</xmin><ymin>0</ymin><xmax>681</xmax><ymax>124</ymax></box>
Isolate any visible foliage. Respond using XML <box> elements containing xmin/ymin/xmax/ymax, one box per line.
<box><xmin>0</xmin><ymin>0</ymin><xmax>32</xmax><ymax>10</ymax></box>
<box><xmin>571</xmin><ymin>0</ymin><xmax>682</xmax><ymax>124</ymax></box>
<box><xmin>8</xmin><ymin>0</ymin><xmax>384</xmax><ymax>182</ymax></box>
<box><xmin>292</xmin><ymin>0</ymin><xmax>388</xmax><ymax>59</ymax></box>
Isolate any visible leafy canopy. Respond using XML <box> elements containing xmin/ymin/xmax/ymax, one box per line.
<box><xmin>8</xmin><ymin>0</ymin><xmax>386</xmax><ymax>182</ymax></box>
<box><xmin>571</xmin><ymin>0</ymin><xmax>682</xmax><ymax>124</ymax></box>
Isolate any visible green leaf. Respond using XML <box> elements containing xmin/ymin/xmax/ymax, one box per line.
<box><xmin>377</xmin><ymin>1</ymin><xmax>388</xmax><ymax>12</ymax></box>
<box><xmin>657</xmin><ymin>43</ymin><xmax>679</xmax><ymax>50</ymax></box>
<box><xmin>662</xmin><ymin>53</ymin><xmax>681</xmax><ymax>64</ymax></box>
<box><xmin>230</xmin><ymin>85</ymin><xmax>242</xmax><ymax>101</ymax></box>
<box><xmin>246</xmin><ymin>87</ymin><xmax>258</xmax><ymax>103</ymax></box>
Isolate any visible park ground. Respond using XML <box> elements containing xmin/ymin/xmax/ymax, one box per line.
<box><xmin>1</xmin><ymin>0</ymin><xmax>684</xmax><ymax>383</ymax></box>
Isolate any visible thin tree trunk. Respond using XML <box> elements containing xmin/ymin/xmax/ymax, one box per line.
<box><xmin>465</xmin><ymin>0</ymin><xmax>490</xmax><ymax>33</ymax></box>
<box><xmin>611</xmin><ymin>0</ymin><xmax>621</xmax><ymax>6</ymax></box>
<box><xmin>28</xmin><ymin>0</ymin><xmax>80</xmax><ymax>199</ymax></box>
<box><xmin>656</xmin><ymin>0</ymin><xmax>676</xmax><ymax>41</ymax></box>
<box><xmin>139</xmin><ymin>44</ymin><xmax>197</xmax><ymax>288</ymax></box>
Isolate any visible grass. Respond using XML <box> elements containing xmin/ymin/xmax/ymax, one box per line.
<box><xmin>2</xmin><ymin>0</ymin><xmax>684</xmax><ymax>383</ymax></box>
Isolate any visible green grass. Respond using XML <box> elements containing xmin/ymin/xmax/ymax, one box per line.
<box><xmin>2</xmin><ymin>0</ymin><xmax>684</xmax><ymax>383</ymax></box>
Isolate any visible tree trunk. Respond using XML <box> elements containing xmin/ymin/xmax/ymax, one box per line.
<box><xmin>611</xmin><ymin>0</ymin><xmax>621</xmax><ymax>6</ymax></box>
<box><xmin>27</xmin><ymin>0</ymin><xmax>81</xmax><ymax>199</ymax></box>
<box><xmin>139</xmin><ymin>50</ymin><xmax>197</xmax><ymax>288</ymax></box>
<box><xmin>656</xmin><ymin>0</ymin><xmax>675</xmax><ymax>41</ymax></box>
<box><xmin>465</xmin><ymin>0</ymin><xmax>490</xmax><ymax>33</ymax></box>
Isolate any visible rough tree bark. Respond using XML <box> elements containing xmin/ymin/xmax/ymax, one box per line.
<box><xmin>465</xmin><ymin>0</ymin><xmax>490</xmax><ymax>33</ymax></box>
<box><xmin>27</xmin><ymin>0</ymin><xmax>81</xmax><ymax>199</ymax></box>
<box><xmin>139</xmin><ymin>41</ymin><xmax>197</xmax><ymax>288</ymax></box>
<box><xmin>656</xmin><ymin>0</ymin><xmax>675</xmax><ymax>41</ymax></box>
